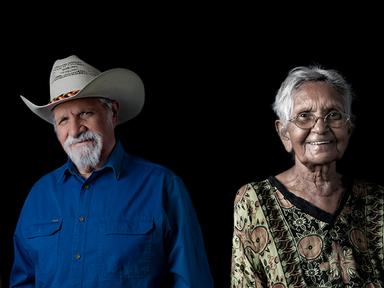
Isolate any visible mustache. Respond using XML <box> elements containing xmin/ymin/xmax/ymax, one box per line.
<box><xmin>64</xmin><ymin>131</ymin><xmax>98</xmax><ymax>147</ymax></box>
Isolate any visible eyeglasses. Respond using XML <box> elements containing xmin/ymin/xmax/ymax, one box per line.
<box><xmin>289</xmin><ymin>110</ymin><xmax>351</xmax><ymax>129</ymax></box>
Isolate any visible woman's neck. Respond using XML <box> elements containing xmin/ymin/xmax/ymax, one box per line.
<box><xmin>276</xmin><ymin>164</ymin><xmax>345</xmax><ymax>214</ymax></box>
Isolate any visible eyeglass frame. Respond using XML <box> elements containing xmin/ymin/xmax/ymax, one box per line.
<box><xmin>289</xmin><ymin>110</ymin><xmax>351</xmax><ymax>129</ymax></box>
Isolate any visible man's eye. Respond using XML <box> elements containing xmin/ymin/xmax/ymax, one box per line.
<box><xmin>57</xmin><ymin>118</ymin><xmax>68</xmax><ymax>125</ymax></box>
<box><xmin>80</xmin><ymin>112</ymin><xmax>92</xmax><ymax>117</ymax></box>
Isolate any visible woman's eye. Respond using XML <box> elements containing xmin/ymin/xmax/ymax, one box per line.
<box><xmin>298</xmin><ymin>112</ymin><xmax>311</xmax><ymax>119</ymax></box>
<box><xmin>328</xmin><ymin>111</ymin><xmax>342</xmax><ymax>120</ymax></box>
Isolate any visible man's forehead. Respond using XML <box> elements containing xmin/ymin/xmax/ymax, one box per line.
<box><xmin>52</xmin><ymin>98</ymin><xmax>102</xmax><ymax>113</ymax></box>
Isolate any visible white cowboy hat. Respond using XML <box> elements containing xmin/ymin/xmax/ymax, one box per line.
<box><xmin>20</xmin><ymin>55</ymin><xmax>145</xmax><ymax>125</ymax></box>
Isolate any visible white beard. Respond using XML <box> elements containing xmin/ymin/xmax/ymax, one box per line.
<box><xmin>63</xmin><ymin>131</ymin><xmax>102</xmax><ymax>172</ymax></box>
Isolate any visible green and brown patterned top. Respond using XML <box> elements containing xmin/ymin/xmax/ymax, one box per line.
<box><xmin>231</xmin><ymin>176</ymin><xmax>384</xmax><ymax>287</ymax></box>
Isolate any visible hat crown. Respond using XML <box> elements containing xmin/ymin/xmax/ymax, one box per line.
<box><xmin>50</xmin><ymin>55</ymin><xmax>101</xmax><ymax>99</ymax></box>
<box><xmin>21</xmin><ymin>54</ymin><xmax>145</xmax><ymax>125</ymax></box>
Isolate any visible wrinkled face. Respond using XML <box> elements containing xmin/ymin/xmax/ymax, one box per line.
<box><xmin>53</xmin><ymin>98</ymin><xmax>118</xmax><ymax>171</ymax></box>
<box><xmin>276</xmin><ymin>81</ymin><xmax>351</xmax><ymax>167</ymax></box>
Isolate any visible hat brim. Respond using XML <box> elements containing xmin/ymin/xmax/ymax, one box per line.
<box><xmin>20</xmin><ymin>68</ymin><xmax>145</xmax><ymax>125</ymax></box>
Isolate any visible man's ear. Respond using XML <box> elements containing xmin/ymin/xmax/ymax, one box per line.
<box><xmin>111</xmin><ymin>101</ymin><xmax>120</xmax><ymax>124</ymax></box>
<box><xmin>275</xmin><ymin>120</ymin><xmax>292</xmax><ymax>153</ymax></box>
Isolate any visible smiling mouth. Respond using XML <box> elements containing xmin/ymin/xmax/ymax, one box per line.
<box><xmin>308</xmin><ymin>140</ymin><xmax>332</xmax><ymax>145</ymax></box>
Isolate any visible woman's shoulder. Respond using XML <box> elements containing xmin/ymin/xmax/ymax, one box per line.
<box><xmin>352</xmin><ymin>178</ymin><xmax>384</xmax><ymax>190</ymax></box>
<box><xmin>351</xmin><ymin>179</ymin><xmax>384</xmax><ymax>199</ymax></box>
<box><xmin>234</xmin><ymin>177</ymin><xmax>274</xmax><ymax>205</ymax></box>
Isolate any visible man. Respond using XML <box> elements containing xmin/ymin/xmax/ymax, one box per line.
<box><xmin>10</xmin><ymin>55</ymin><xmax>213</xmax><ymax>287</ymax></box>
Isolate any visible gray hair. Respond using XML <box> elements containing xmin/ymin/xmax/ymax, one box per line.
<box><xmin>98</xmin><ymin>97</ymin><xmax>114</xmax><ymax>110</ymax></box>
<box><xmin>272</xmin><ymin>65</ymin><xmax>354</xmax><ymax>123</ymax></box>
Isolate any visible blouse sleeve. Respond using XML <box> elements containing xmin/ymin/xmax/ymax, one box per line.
<box><xmin>231</xmin><ymin>184</ymin><xmax>266</xmax><ymax>287</ymax></box>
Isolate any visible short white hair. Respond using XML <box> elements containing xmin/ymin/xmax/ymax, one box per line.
<box><xmin>272</xmin><ymin>65</ymin><xmax>354</xmax><ymax>123</ymax></box>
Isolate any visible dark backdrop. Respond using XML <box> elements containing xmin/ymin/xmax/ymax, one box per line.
<box><xmin>2</xmin><ymin>7</ymin><xmax>384</xmax><ymax>287</ymax></box>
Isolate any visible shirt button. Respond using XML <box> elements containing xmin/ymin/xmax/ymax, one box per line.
<box><xmin>79</xmin><ymin>216</ymin><xmax>86</xmax><ymax>222</ymax></box>
<box><xmin>84</xmin><ymin>184</ymin><xmax>90</xmax><ymax>189</ymax></box>
<box><xmin>74</xmin><ymin>253</ymin><xmax>81</xmax><ymax>260</ymax></box>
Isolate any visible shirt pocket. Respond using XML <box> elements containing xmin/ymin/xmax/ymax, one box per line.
<box><xmin>99</xmin><ymin>219</ymin><xmax>154</xmax><ymax>279</ymax></box>
<box><xmin>23</xmin><ymin>218</ymin><xmax>62</xmax><ymax>276</ymax></box>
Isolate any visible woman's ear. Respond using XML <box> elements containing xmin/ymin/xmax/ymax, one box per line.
<box><xmin>275</xmin><ymin>120</ymin><xmax>293</xmax><ymax>153</ymax></box>
<box><xmin>348</xmin><ymin>123</ymin><xmax>354</xmax><ymax>135</ymax></box>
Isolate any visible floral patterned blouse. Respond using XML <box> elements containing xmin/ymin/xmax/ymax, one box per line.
<box><xmin>231</xmin><ymin>176</ymin><xmax>384</xmax><ymax>287</ymax></box>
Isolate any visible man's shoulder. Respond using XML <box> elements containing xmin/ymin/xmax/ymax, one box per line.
<box><xmin>126</xmin><ymin>154</ymin><xmax>177</xmax><ymax>177</ymax></box>
<box><xmin>31</xmin><ymin>164</ymin><xmax>67</xmax><ymax>186</ymax></box>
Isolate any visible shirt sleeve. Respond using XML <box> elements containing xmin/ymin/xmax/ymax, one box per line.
<box><xmin>10</xmin><ymin>231</ymin><xmax>35</xmax><ymax>287</ymax></box>
<box><xmin>164</xmin><ymin>174</ymin><xmax>214</xmax><ymax>288</ymax></box>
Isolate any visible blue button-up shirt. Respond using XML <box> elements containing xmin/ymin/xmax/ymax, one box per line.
<box><xmin>10</xmin><ymin>141</ymin><xmax>213</xmax><ymax>287</ymax></box>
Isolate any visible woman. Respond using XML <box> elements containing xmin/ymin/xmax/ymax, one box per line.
<box><xmin>231</xmin><ymin>66</ymin><xmax>384</xmax><ymax>287</ymax></box>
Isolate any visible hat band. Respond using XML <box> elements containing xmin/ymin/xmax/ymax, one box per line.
<box><xmin>49</xmin><ymin>89</ymin><xmax>80</xmax><ymax>104</ymax></box>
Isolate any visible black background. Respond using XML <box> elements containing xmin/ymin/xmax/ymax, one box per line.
<box><xmin>1</xmin><ymin>5</ymin><xmax>384</xmax><ymax>287</ymax></box>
